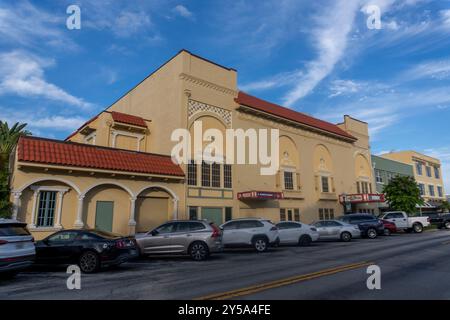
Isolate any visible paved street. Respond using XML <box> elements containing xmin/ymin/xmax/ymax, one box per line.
<box><xmin>1</xmin><ymin>229</ymin><xmax>450</xmax><ymax>300</ymax></box>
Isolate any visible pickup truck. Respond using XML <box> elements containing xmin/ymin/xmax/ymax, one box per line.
<box><xmin>379</xmin><ymin>211</ymin><xmax>430</xmax><ymax>233</ymax></box>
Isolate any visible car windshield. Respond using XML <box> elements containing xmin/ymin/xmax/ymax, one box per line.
<box><xmin>89</xmin><ymin>230</ymin><xmax>122</xmax><ymax>239</ymax></box>
<box><xmin>0</xmin><ymin>224</ymin><xmax>30</xmax><ymax>236</ymax></box>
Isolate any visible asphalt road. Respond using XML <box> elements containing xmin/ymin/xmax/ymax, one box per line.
<box><xmin>1</xmin><ymin>229</ymin><xmax>450</xmax><ymax>300</ymax></box>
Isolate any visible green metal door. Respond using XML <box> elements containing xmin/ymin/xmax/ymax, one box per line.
<box><xmin>95</xmin><ymin>201</ymin><xmax>114</xmax><ymax>232</ymax></box>
<box><xmin>201</xmin><ymin>207</ymin><xmax>223</xmax><ymax>225</ymax></box>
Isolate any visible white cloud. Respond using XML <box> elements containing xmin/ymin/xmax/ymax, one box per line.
<box><xmin>282</xmin><ymin>0</ymin><xmax>361</xmax><ymax>106</ymax></box>
<box><xmin>402</xmin><ymin>58</ymin><xmax>450</xmax><ymax>81</ymax></box>
<box><xmin>0</xmin><ymin>51</ymin><xmax>93</xmax><ymax>109</ymax></box>
<box><xmin>173</xmin><ymin>5</ymin><xmax>194</xmax><ymax>20</ymax></box>
<box><xmin>0</xmin><ymin>1</ymin><xmax>78</xmax><ymax>50</ymax></box>
<box><xmin>240</xmin><ymin>70</ymin><xmax>303</xmax><ymax>92</ymax></box>
<box><xmin>113</xmin><ymin>11</ymin><xmax>152</xmax><ymax>37</ymax></box>
<box><xmin>328</xmin><ymin>79</ymin><xmax>365</xmax><ymax>97</ymax></box>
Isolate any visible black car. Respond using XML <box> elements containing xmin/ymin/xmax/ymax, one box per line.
<box><xmin>430</xmin><ymin>214</ymin><xmax>450</xmax><ymax>230</ymax></box>
<box><xmin>35</xmin><ymin>229</ymin><xmax>139</xmax><ymax>273</ymax></box>
<box><xmin>338</xmin><ymin>214</ymin><xmax>384</xmax><ymax>239</ymax></box>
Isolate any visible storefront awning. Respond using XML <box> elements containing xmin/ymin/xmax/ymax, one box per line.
<box><xmin>237</xmin><ymin>191</ymin><xmax>284</xmax><ymax>200</ymax></box>
<box><xmin>339</xmin><ymin>193</ymin><xmax>385</xmax><ymax>204</ymax></box>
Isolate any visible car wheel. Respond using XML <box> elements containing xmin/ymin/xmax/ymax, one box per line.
<box><xmin>298</xmin><ymin>235</ymin><xmax>312</xmax><ymax>246</ymax></box>
<box><xmin>444</xmin><ymin>221</ymin><xmax>450</xmax><ymax>230</ymax></box>
<box><xmin>253</xmin><ymin>237</ymin><xmax>268</xmax><ymax>252</ymax></box>
<box><xmin>384</xmin><ymin>228</ymin><xmax>391</xmax><ymax>236</ymax></box>
<box><xmin>340</xmin><ymin>231</ymin><xmax>352</xmax><ymax>242</ymax></box>
<box><xmin>79</xmin><ymin>251</ymin><xmax>100</xmax><ymax>273</ymax></box>
<box><xmin>189</xmin><ymin>242</ymin><xmax>209</xmax><ymax>261</ymax></box>
<box><xmin>367</xmin><ymin>228</ymin><xmax>377</xmax><ymax>239</ymax></box>
<box><xmin>413</xmin><ymin>223</ymin><xmax>423</xmax><ymax>233</ymax></box>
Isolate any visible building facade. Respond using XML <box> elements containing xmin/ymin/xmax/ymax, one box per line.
<box><xmin>10</xmin><ymin>50</ymin><xmax>379</xmax><ymax>239</ymax></box>
<box><xmin>380</xmin><ymin>151</ymin><xmax>446</xmax><ymax>207</ymax></box>
<box><xmin>371</xmin><ymin>155</ymin><xmax>414</xmax><ymax>193</ymax></box>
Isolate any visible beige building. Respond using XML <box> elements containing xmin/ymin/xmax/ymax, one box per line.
<box><xmin>10</xmin><ymin>50</ymin><xmax>379</xmax><ymax>239</ymax></box>
<box><xmin>381</xmin><ymin>151</ymin><xmax>446</xmax><ymax>207</ymax></box>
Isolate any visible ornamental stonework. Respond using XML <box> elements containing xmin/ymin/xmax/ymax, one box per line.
<box><xmin>188</xmin><ymin>100</ymin><xmax>232</xmax><ymax>126</ymax></box>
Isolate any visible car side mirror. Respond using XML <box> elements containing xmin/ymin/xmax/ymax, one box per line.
<box><xmin>150</xmin><ymin>230</ymin><xmax>158</xmax><ymax>236</ymax></box>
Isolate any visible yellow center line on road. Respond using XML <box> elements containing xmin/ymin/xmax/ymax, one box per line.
<box><xmin>195</xmin><ymin>261</ymin><xmax>374</xmax><ymax>300</ymax></box>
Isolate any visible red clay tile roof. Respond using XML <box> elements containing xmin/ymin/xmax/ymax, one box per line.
<box><xmin>111</xmin><ymin>111</ymin><xmax>148</xmax><ymax>128</ymax></box>
<box><xmin>18</xmin><ymin>136</ymin><xmax>184</xmax><ymax>177</ymax></box>
<box><xmin>235</xmin><ymin>92</ymin><xmax>356</xmax><ymax>141</ymax></box>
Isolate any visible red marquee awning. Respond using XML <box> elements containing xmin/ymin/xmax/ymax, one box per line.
<box><xmin>237</xmin><ymin>191</ymin><xmax>284</xmax><ymax>200</ymax></box>
<box><xmin>339</xmin><ymin>193</ymin><xmax>385</xmax><ymax>204</ymax></box>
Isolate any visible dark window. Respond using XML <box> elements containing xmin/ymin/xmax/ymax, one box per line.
<box><xmin>426</xmin><ymin>166</ymin><xmax>432</xmax><ymax>177</ymax></box>
<box><xmin>416</xmin><ymin>162</ymin><xmax>423</xmax><ymax>175</ymax></box>
<box><xmin>277</xmin><ymin>222</ymin><xmax>300</xmax><ymax>229</ymax></box>
<box><xmin>319</xmin><ymin>208</ymin><xmax>324</xmax><ymax>220</ymax></box>
<box><xmin>284</xmin><ymin>171</ymin><xmax>294</xmax><ymax>190</ymax></box>
<box><xmin>201</xmin><ymin>161</ymin><xmax>211</xmax><ymax>187</ymax></box>
<box><xmin>0</xmin><ymin>224</ymin><xmax>30</xmax><ymax>236</ymax></box>
<box><xmin>438</xmin><ymin>186</ymin><xmax>443</xmax><ymax>197</ymax></box>
<box><xmin>187</xmin><ymin>160</ymin><xmax>197</xmax><ymax>186</ymax></box>
<box><xmin>224</xmin><ymin>164</ymin><xmax>232</xmax><ymax>188</ymax></box>
<box><xmin>435</xmin><ymin>167</ymin><xmax>440</xmax><ymax>179</ymax></box>
<box><xmin>327</xmin><ymin>221</ymin><xmax>342</xmax><ymax>227</ymax></box>
<box><xmin>237</xmin><ymin>220</ymin><xmax>263</xmax><ymax>229</ymax></box>
<box><xmin>294</xmin><ymin>209</ymin><xmax>300</xmax><ymax>222</ymax></box>
<box><xmin>189</xmin><ymin>207</ymin><xmax>198</xmax><ymax>220</ymax></box>
<box><xmin>429</xmin><ymin>185</ymin><xmax>435</xmax><ymax>197</ymax></box>
<box><xmin>188</xmin><ymin>222</ymin><xmax>206</xmax><ymax>231</ymax></box>
<box><xmin>36</xmin><ymin>191</ymin><xmax>57</xmax><ymax>227</ymax></box>
<box><xmin>222</xmin><ymin>221</ymin><xmax>239</xmax><ymax>230</ymax></box>
<box><xmin>47</xmin><ymin>231</ymin><xmax>78</xmax><ymax>243</ymax></box>
<box><xmin>280</xmin><ymin>209</ymin><xmax>286</xmax><ymax>221</ymax></box>
<box><xmin>321</xmin><ymin>176</ymin><xmax>329</xmax><ymax>193</ymax></box>
<box><xmin>155</xmin><ymin>223</ymin><xmax>176</xmax><ymax>234</ymax></box>
<box><xmin>174</xmin><ymin>222</ymin><xmax>205</xmax><ymax>232</ymax></box>
<box><xmin>225</xmin><ymin>207</ymin><xmax>233</xmax><ymax>221</ymax></box>
<box><xmin>212</xmin><ymin>163</ymin><xmax>221</xmax><ymax>188</ymax></box>
<box><xmin>418</xmin><ymin>183</ymin><xmax>425</xmax><ymax>196</ymax></box>
<box><xmin>287</xmin><ymin>209</ymin><xmax>293</xmax><ymax>221</ymax></box>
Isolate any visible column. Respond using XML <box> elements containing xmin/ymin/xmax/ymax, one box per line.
<box><xmin>172</xmin><ymin>198</ymin><xmax>179</xmax><ymax>220</ymax></box>
<box><xmin>74</xmin><ymin>195</ymin><xmax>85</xmax><ymax>228</ymax></box>
<box><xmin>128</xmin><ymin>196</ymin><xmax>137</xmax><ymax>226</ymax></box>
<box><xmin>55</xmin><ymin>191</ymin><xmax>66</xmax><ymax>228</ymax></box>
<box><xmin>11</xmin><ymin>191</ymin><xmax>22</xmax><ymax>220</ymax></box>
<box><xmin>29</xmin><ymin>190</ymin><xmax>39</xmax><ymax>228</ymax></box>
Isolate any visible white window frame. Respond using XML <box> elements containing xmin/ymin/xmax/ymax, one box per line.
<box><xmin>29</xmin><ymin>186</ymin><xmax>69</xmax><ymax>230</ymax></box>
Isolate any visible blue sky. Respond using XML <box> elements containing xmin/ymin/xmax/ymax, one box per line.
<box><xmin>1</xmin><ymin>0</ymin><xmax>450</xmax><ymax>191</ymax></box>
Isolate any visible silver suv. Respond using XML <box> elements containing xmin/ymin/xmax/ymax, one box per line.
<box><xmin>0</xmin><ymin>219</ymin><xmax>36</xmax><ymax>276</ymax></box>
<box><xmin>220</xmin><ymin>218</ymin><xmax>279</xmax><ymax>252</ymax></box>
<box><xmin>136</xmin><ymin>220</ymin><xmax>222</xmax><ymax>261</ymax></box>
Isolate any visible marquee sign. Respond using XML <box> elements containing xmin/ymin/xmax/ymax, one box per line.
<box><xmin>237</xmin><ymin>191</ymin><xmax>284</xmax><ymax>200</ymax></box>
<box><xmin>339</xmin><ymin>193</ymin><xmax>385</xmax><ymax>204</ymax></box>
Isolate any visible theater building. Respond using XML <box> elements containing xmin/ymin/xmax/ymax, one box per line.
<box><xmin>9</xmin><ymin>50</ymin><xmax>379</xmax><ymax>239</ymax></box>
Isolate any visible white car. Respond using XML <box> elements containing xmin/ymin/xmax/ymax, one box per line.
<box><xmin>380</xmin><ymin>211</ymin><xmax>430</xmax><ymax>233</ymax></box>
<box><xmin>220</xmin><ymin>218</ymin><xmax>279</xmax><ymax>252</ymax></box>
<box><xmin>275</xmin><ymin>221</ymin><xmax>319</xmax><ymax>246</ymax></box>
<box><xmin>0</xmin><ymin>219</ymin><xmax>35</xmax><ymax>277</ymax></box>
<box><xmin>312</xmin><ymin>220</ymin><xmax>361</xmax><ymax>242</ymax></box>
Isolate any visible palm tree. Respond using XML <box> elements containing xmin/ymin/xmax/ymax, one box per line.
<box><xmin>0</xmin><ymin>121</ymin><xmax>30</xmax><ymax>217</ymax></box>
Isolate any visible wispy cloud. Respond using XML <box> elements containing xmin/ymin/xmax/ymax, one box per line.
<box><xmin>328</xmin><ymin>79</ymin><xmax>365</xmax><ymax>97</ymax></box>
<box><xmin>172</xmin><ymin>5</ymin><xmax>195</xmax><ymax>20</ymax></box>
<box><xmin>240</xmin><ymin>70</ymin><xmax>303</xmax><ymax>92</ymax></box>
<box><xmin>0</xmin><ymin>1</ymin><xmax>78</xmax><ymax>50</ymax></box>
<box><xmin>401</xmin><ymin>58</ymin><xmax>450</xmax><ymax>81</ymax></box>
<box><xmin>0</xmin><ymin>51</ymin><xmax>94</xmax><ymax>109</ymax></box>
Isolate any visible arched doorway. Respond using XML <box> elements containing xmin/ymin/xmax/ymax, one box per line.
<box><xmin>135</xmin><ymin>186</ymin><xmax>177</xmax><ymax>233</ymax></box>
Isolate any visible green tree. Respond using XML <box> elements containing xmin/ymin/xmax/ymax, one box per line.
<box><xmin>0</xmin><ymin>121</ymin><xmax>30</xmax><ymax>218</ymax></box>
<box><xmin>382</xmin><ymin>175</ymin><xmax>424</xmax><ymax>214</ymax></box>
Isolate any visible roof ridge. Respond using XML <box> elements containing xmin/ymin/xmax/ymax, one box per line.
<box><xmin>20</xmin><ymin>135</ymin><xmax>174</xmax><ymax>159</ymax></box>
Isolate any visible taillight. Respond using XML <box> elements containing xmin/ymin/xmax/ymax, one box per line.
<box><xmin>0</xmin><ymin>240</ymin><xmax>8</xmax><ymax>245</ymax></box>
<box><xmin>211</xmin><ymin>225</ymin><xmax>221</xmax><ymax>238</ymax></box>
<box><xmin>115</xmin><ymin>240</ymin><xmax>125</xmax><ymax>248</ymax></box>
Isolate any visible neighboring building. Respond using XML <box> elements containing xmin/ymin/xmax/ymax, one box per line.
<box><xmin>381</xmin><ymin>151</ymin><xmax>446</xmax><ymax>208</ymax></box>
<box><xmin>10</xmin><ymin>50</ymin><xmax>379</xmax><ymax>239</ymax></box>
<box><xmin>371</xmin><ymin>155</ymin><xmax>414</xmax><ymax>193</ymax></box>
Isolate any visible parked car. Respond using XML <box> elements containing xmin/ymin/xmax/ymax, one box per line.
<box><xmin>338</xmin><ymin>214</ymin><xmax>384</xmax><ymax>239</ymax></box>
<box><xmin>275</xmin><ymin>221</ymin><xmax>319</xmax><ymax>246</ymax></box>
<box><xmin>35</xmin><ymin>229</ymin><xmax>138</xmax><ymax>273</ymax></box>
<box><xmin>381</xmin><ymin>219</ymin><xmax>397</xmax><ymax>236</ymax></box>
<box><xmin>136</xmin><ymin>220</ymin><xmax>222</xmax><ymax>261</ymax></box>
<box><xmin>379</xmin><ymin>211</ymin><xmax>430</xmax><ymax>233</ymax></box>
<box><xmin>312</xmin><ymin>220</ymin><xmax>361</xmax><ymax>242</ymax></box>
<box><xmin>429</xmin><ymin>213</ymin><xmax>450</xmax><ymax>230</ymax></box>
<box><xmin>0</xmin><ymin>219</ymin><xmax>35</xmax><ymax>277</ymax></box>
<box><xmin>220</xmin><ymin>218</ymin><xmax>279</xmax><ymax>252</ymax></box>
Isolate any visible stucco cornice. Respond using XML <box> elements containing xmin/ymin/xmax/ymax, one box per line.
<box><xmin>179</xmin><ymin>73</ymin><xmax>238</xmax><ymax>96</ymax></box>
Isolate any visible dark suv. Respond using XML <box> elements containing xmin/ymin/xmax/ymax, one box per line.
<box><xmin>338</xmin><ymin>214</ymin><xmax>384</xmax><ymax>239</ymax></box>
<box><xmin>431</xmin><ymin>214</ymin><xmax>450</xmax><ymax>230</ymax></box>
